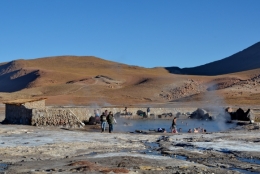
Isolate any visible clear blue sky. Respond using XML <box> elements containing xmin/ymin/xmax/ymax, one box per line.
<box><xmin>1</xmin><ymin>0</ymin><xmax>260</xmax><ymax>68</ymax></box>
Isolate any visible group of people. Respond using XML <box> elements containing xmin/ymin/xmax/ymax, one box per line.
<box><xmin>170</xmin><ymin>117</ymin><xmax>206</xmax><ymax>134</ymax></box>
<box><xmin>188</xmin><ymin>127</ymin><xmax>206</xmax><ymax>133</ymax></box>
<box><xmin>94</xmin><ymin>108</ymin><xmax>207</xmax><ymax>134</ymax></box>
<box><xmin>94</xmin><ymin>109</ymin><xmax>117</xmax><ymax>133</ymax></box>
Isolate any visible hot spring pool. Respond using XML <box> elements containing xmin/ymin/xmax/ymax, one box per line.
<box><xmin>113</xmin><ymin>118</ymin><xmax>237</xmax><ymax>133</ymax></box>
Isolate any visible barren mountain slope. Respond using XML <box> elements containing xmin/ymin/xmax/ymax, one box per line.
<box><xmin>172</xmin><ymin>69</ymin><xmax>260</xmax><ymax>106</ymax></box>
<box><xmin>1</xmin><ymin>56</ymin><xmax>260</xmax><ymax>106</ymax></box>
<box><xmin>0</xmin><ymin>56</ymin><xmax>168</xmax><ymax>87</ymax></box>
<box><xmin>166</xmin><ymin>42</ymin><xmax>260</xmax><ymax>75</ymax></box>
<box><xmin>0</xmin><ymin>56</ymin><xmax>176</xmax><ymax>105</ymax></box>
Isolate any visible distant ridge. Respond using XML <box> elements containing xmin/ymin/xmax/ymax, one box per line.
<box><xmin>165</xmin><ymin>42</ymin><xmax>260</xmax><ymax>75</ymax></box>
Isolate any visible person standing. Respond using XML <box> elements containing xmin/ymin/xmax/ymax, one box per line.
<box><xmin>100</xmin><ymin>112</ymin><xmax>107</xmax><ymax>132</ymax></box>
<box><xmin>124</xmin><ymin>107</ymin><xmax>128</xmax><ymax>115</ymax></box>
<box><xmin>95</xmin><ymin>109</ymin><xmax>100</xmax><ymax>117</ymax></box>
<box><xmin>94</xmin><ymin>109</ymin><xmax>100</xmax><ymax>124</ymax></box>
<box><xmin>104</xmin><ymin>110</ymin><xmax>108</xmax><ymax>117</ymax></box>
<box><xmin>171</xmin><ymin>117</ymin><xmax>178</xmax><ymax>133</ymax></box>
<box><xmin>107</xmin><ymin>111</ymin><xmax>116</xmax><ymax>133</ymax></box>
<box><xmin>94</xmin><ymin>110</ymin><xmax>97</xmax><ymax>117</ymax></box>
<box><xmin>147</xmin><ymin>107</ymin><xmax>150</xmax><ymax>117</ymax></box>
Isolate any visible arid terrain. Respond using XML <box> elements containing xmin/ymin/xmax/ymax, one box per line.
<box><xmin>0</xmin><ymin>42</ymin><xmax>260</xmax><ymax>173</ymax></box>
<box><xmin>0</xmin><ymin>42</ymin><xmax>260</xmax><ymax>107</ymax></box>
<box><xmin>1</xmin><ymin>112</ymin><xmax>260</xmax><ymax>174</ymax></box>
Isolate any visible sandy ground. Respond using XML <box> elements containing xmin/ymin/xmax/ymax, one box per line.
<box><xmin>1</xmin><ymin>108</ymin><xmax>260</xmax><ymax>174</ymax></box>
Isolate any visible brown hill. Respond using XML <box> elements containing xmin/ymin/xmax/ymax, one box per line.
<box><xmin>1</xmin><ymin>53</ymin><xmax>260</xmax><ymax>107</ymax></box>
<box><xmin>166</xmin><ymin>42</ymin><xmax>260</xmax><ymax>75</ymax></box>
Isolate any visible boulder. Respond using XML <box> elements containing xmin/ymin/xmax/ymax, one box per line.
<box><xmin>226</xmin><ymin>107</ymin><xmax>233</xmax><ymax>113</ymax></box>
<box><xmin>225</xmin><ymin>107</ymin><xmax>236</xmax><ymax>120</ymax></box>
<box><xmin>247</xmin><ymin>109</ymin><xmax>255</xmax><ymax>122</ymax></box>
<box><xmin>137</xmin><ymin>110</ymin><xmax>146</xmax><ymax>117</ymax></box>
<box><xmin>176</xmin><ymin>112</ymin><xmax>181</xmax><ymax>118</ymax></box>
<box><xmin>88</xmin><ymin>116</ymin><xmax>97</xmax><ymax>125</ymax></box>
<box><xmin>236</xmin><ymin>108</ymin><xmax>246</xmax><ymax>120</ymax></box>
<box><xmin>235</xmin><ymin>108</ymin><xmax>250</xmax><ymax>121</ymax></box>
<box><xmin>226</xmin><ymin>108</ymin><xmax>254</xmax><ymax>121</ymax></box>
<box><xmin>190</xmin><ymin>108</ymin><xmax>212</xmax><ymax>120</ymax></box>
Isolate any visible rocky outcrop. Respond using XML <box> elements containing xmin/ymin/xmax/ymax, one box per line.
<box><xmin>159</xmin><ymin>79</ymin><xmax>206</xmax><ymax>101</ymax></box>
<box><xmin>189</xmin><ymin>108</ymin><xmax>213</xmax><ymax>120</ymax></box>
<box><xmin>88</xmin><ymin>116</ymin><xmax>100</xmax><ymax>125</ymax></box>
<box><xmin>226</xmin><ymin>108</ymin><xmax>255</xmax><ymax>122</ymax></box>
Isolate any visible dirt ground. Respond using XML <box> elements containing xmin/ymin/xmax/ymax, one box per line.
<box><xmin>1</xmin><ymin>106</ymin><xmax>260</xmax><ymax>174</ymax></box>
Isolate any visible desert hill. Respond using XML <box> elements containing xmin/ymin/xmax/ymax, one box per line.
<box><xmin>165</xmin><ymin>42</ymin><xmax>260</xmax><ymax>75</ymax></box>
<box><xmin>0</xmin><ymin>56</ymin><xmax>180</xmax><ymax>105</ymax></box>
<box><xmin>1</xmin><ymin>42</ymin><xmax>260</xmax><ymax>106</ymax></box>
<box><xmin>0</xmin><ymin>56</ymin><xmax>169</xmax><ymax>90</ymax></box>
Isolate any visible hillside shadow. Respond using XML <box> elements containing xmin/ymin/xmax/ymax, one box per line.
<box><xmin>165</xmin><ymin>42</ymin><xmax>260</xmax><ymax>76</ymax></box>
<box><xmin>164</xmin><ymin>67</ymin><xmax>183</xmax><ymax>74</ymax></box>
<box><xmin>0</xmin><ymin>70</ymin><xmax>39</xmax><ymax>92</ymax></box>
<box><xmin>0</xmin><ymin>61</ymin><xmax>16</xmax><ymax>75</ymax></box>
<box><xmin>135</xmin><ymin>78</ymin><xmax>149</xmax><ymax>85</ymax></box>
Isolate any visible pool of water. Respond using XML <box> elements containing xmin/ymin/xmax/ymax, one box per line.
<box><xmin>114</xmin><ymin>118</ymin><xmax>237</xmax><ymax>133</ymax></box>
<box><xmin>0</xmin><ymin>163</ymin><xmax>8</xmax><ymax>172</ymax></box>
<box><xmin>238</xmin><ymin>157</ymin><xmax>260</xmax><ymax>165</ymax></box>
<box><xmin>230</xmin><ymin>167</ymin><xmax>259</xmax><ymax>174</ymax></box>
<box><xmin>170</xmin><ymin>154</ymin><xmax>187</xmax><ymax>160</ymax></box>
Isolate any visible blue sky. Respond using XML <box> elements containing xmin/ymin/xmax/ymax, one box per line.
<box><xmin>1</xmin><ymin>0</ymin><xmax>260</xmax><ymax>68</ymax></box>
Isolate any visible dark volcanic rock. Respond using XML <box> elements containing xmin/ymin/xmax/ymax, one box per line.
<box><xmin>189</xmin><ymin>108</ymin><xmax>213</xmax><ymax>120</ymax></box>
<box><xmin>227</xmin><ymin>108</ymin><xmax>255</xmax><ymax>121</ymax></box>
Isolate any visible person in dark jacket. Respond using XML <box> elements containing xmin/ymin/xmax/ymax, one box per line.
<box><xmin>106</xmin><ymin>111</ymin><xmax>116</xmax><ymax>133</ymax></box>
<box><xmin>147</xmin><ymin>107</ymin><xmax>150</xmax><ymax>117</ymax></box>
